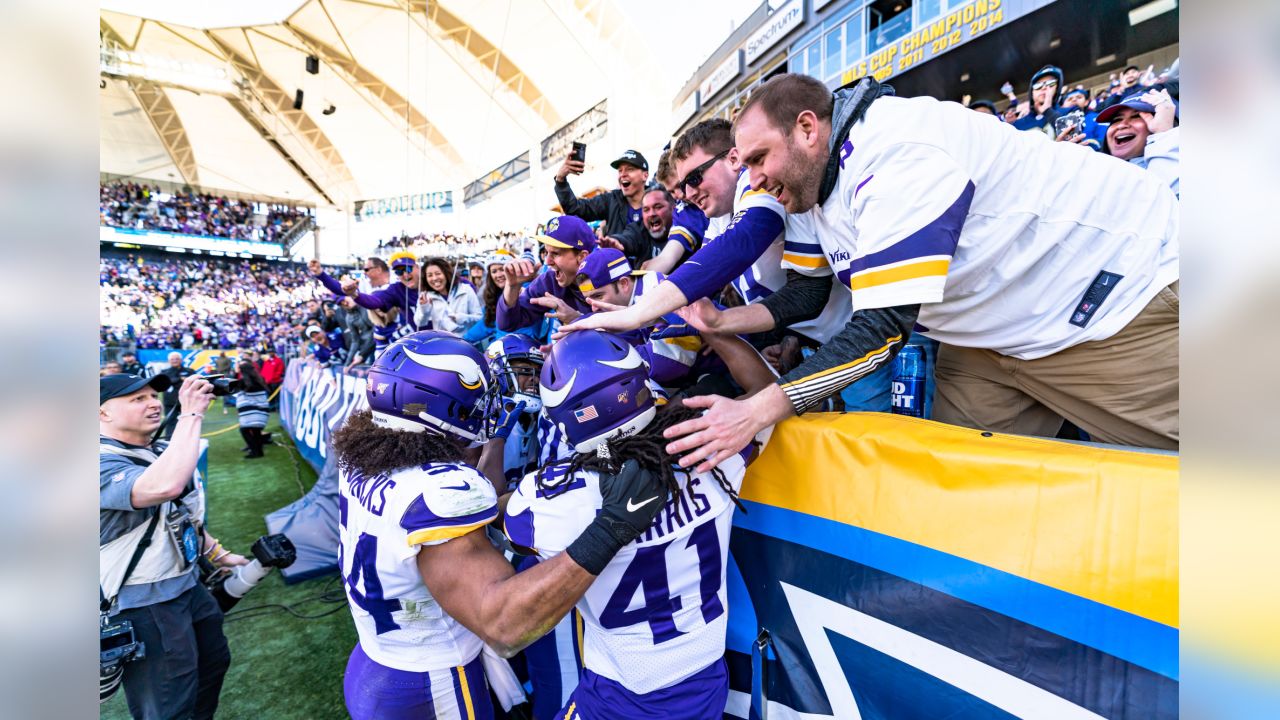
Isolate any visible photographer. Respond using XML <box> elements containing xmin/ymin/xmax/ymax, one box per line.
<box><xmin>233</xmin><ymin>361</ymin><xmax>271</xmax><ymax>459</ymax></box>
<box><xmin>100</xmin><ymin>373</ymin><xmax>247</xmax><ymax>718</ymax></box>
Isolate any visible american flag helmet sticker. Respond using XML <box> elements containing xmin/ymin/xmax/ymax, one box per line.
<box><xmin>574</xmin><ymin>405</ymin><xmax>599</xmax><ymax>422</ymax></box>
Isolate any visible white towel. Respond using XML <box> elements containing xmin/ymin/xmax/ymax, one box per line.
<box><xmin>482</xmin><ymin>644</ymin><xmax>527</xmax><ymax>712</ymax></box>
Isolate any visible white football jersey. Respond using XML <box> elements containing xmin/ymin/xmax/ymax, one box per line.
<box><xmin>338</xmin><ymin>462</ymin><xmax>498</xmax><ymax>672</ymax></box>
<box><xmin>712</xmin><ymin>170</ymin><xmax>852</xmax><ymax>343</ymax></box>
<box><xmin>809</xmin><ymin>94</ymin><xmax>1179</xmax><ymax>359</ymax></box>
<box><xmin>504</xmin><ymin>429</ymin><xmax>770</xmax><ymax>694</ymax></box>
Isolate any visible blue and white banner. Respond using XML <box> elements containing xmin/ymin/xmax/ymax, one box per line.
<box><xmin>269</xmin><ymin>360</ymin><xmax>368</xmax><ymax>582</ymax></box>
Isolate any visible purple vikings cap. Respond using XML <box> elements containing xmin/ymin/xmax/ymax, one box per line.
<box><xmin>535</xmin><ymin>215</ymin><xmax>598</xmax><ymax>253</ymax></box>
<box><xmin>539</xmin><ymin>330</ymin><xmax>655</xmax><ymax>453</ymax></box>
<box><xmin>576</xmin><ymin>248</ymin><xmax>633</xmax><ymax>293</ymax></box>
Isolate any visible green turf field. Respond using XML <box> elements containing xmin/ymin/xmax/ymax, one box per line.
<box><xmin>103</xmin><ymin>406</ymin><xmax>355</xmax><ymax>719</ymax></box>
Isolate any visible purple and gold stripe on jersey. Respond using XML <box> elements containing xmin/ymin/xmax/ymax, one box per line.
<box><xmin>835</xmin><ymin>181</ymin><xmax>973</xmax><ymax>300</ymax></box>
<box><xmin>400</xmin><ymin>494</ymin><xmax>498</xmax><ymax>546</ymax></box>
<box><xmin>669</xmin><ymin>226</ymin><xmax>698</xmax><ymax>253</ymax></box>
<box><xmin>781</xmin><ymin>239</ymin><xmax>829</xmax><ymax>270</ymax></box>
<box><xmin>343</xmin><ymin>644</ymin><xmax>493</xmax><ymax>720</ymax></box>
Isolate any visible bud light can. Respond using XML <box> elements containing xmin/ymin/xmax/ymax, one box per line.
<box><xmin>891</xmin><ymin>344</ymin><xmax>926</xmax><ymax>418</ymax></box>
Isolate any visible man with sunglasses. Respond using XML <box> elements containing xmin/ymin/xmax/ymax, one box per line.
<box><xmin>357</xmin><ymin>256</ymin><xmax>391</xmax><ymax>294</ymax></box>
<box><xmin>1011</xmin><ymin>64</ymin><xmax>1066</xmax><ymax>136</ymax></box>
<box><xmin>308</xmin><ymin>252</ymin><xmax>422</xmax><ymax>356</ymax></box>
<box><xmin>574</xmin><ymin>119</ymin><xmax>849</xmax><ymax>354</ymax></box>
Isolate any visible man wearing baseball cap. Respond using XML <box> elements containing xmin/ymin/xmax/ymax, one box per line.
<box><xmin>574</xmin><ymin>247</ymin><xmax>711</xmax><ymax>387</ymax></box>
<box><xmin>553</xmin><ymin>145</ymin><xmax>650</xmax><ymax>236</ymax></box>
<box><xmin>497</xmin><ymin>216</ymin><xmax>598</xmax><ymax>333</ymax></box>
<box><xmin>305</xmin><ymin>323</ymin><xmax>347</xmax><ymax>369</ymax></box>
<box><xmin>308</xmin><ymin>251</ymin><xmax>421</xmax><ymax>358</ymax></box>
<box><xmin>1098</xmin><ymin>89</ymin><xmax>1180</xmax><ymax>196</ymax></box>
<box><xmin>100</xmin><ymin>371</ymin><xmax>247</xmax><ymax>717</ymax></box>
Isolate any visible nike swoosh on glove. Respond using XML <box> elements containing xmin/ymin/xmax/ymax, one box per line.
<box><xmin>488</xmin><ymin>400</ymin><xmax>527</xmax><ymax>441</ymax></box>
<box><xmin>565</xmin><ymin>459</ymin><xmax>667</xmax><ymax>575</ymax></box>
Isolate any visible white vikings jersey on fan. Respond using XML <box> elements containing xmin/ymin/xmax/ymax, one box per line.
<box><xmin>714</xmin><ymin>169</ymin><xmax>851</xmax><ymax>343</ymax></box>
<box><xmin>338</xmin><ymin>462</ymin><xmax>498</xmax><ymax>672</ymax></box>
<box><xmin>504</xmin><ymin>434</ymin><xmax>768</xmax><ymax>695</ymax></box>
<box><xmin>811</xmin><ymin>94</ymin><xmax>1179</xmax><ymax>360</ymax></box>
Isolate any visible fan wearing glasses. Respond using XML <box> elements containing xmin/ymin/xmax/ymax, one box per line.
<box><xmin>565</xmin><ymin>118</ymin><xmax>840</xmax><ymax>353</ymax></box>
<box><xmin>308</xmin><ymin>251</ymin><xmax>423</xmax><ymax>351</ymax></box>
<box><xmin>1011</xmin><ymin>64</ymin><xmax>1066</xmax><ymax>136</ymax></box>
<box><xmin>358</xmin><ymin>256</ymin><xmax>391</xmax><ymax>293</ymax></box>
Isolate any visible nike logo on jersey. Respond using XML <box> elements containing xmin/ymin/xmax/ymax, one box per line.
<box><xmin>626</xmin><ymin>495</ymin><xmax>660</xmax><ymax>512</ymax></box>
<box><xmin>440</xmin><ymin>481</ymin><xmax>471</xmax><ymax>491</ymax></box>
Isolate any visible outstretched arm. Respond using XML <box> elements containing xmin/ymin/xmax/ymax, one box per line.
<box><xmin>418</xmin><ymin>531</ymin><xmax>592</xmax><ymax>657</ymax></box>
<box><xmin>418</xmin><ymin>460</ymin><xmax>667</xmax><ymax>657</ymax></box>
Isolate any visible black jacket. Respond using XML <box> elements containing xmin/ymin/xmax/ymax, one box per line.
<box><xmin>553</xmin><ymin>182</ymin><xmax>640</xmax><ymax>237</ymax></box>
<box><xmin>342</xmin><ymin>309</ymin><xmax>376</xmax><ymax>364</ymax></box>
<box><xmin>160</xmin><ymin>366</ymin><xmax>196</xmax><ymax>407</ymax></box>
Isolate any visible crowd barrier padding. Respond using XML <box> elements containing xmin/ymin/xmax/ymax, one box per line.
<box><xmin>274</xmin><ymin>360</ymin><xmax>1178</xmax><ymax>717</ymax></box>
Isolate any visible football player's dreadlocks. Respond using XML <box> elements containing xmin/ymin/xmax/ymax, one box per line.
<box><xmin>333</xmin><ymin>409</ymin><xmax>465</xmax><ymax>477</ymax></box>
<box><xmin>537</xmin><ymin>405</ymin><xmax>746</xmax><ymax>523</ymax></box>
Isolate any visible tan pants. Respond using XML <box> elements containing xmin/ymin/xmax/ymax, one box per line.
<box><xmin>933</xmin><ymin>282</ymin><xmax>1179</xmax><ymax>449</ymax></box>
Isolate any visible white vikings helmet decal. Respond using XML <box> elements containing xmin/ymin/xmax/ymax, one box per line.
<box><xmin>540</xmin><ymin>369</ymin><xmax>577</xmax><ymax>409</ymax></box>
<box><xmin>402</xmin><ymin>346</ymin><xmax>487</xmax><ymax>391</ymax></box>
<box><xmin>598</xmin><ymin>344</ymin><xmax>644</xmax><ymax>371</ymax></box>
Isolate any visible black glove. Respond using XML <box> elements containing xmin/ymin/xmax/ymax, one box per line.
<box><xmin>565</xmin><ymin>459</ymin><xmax>666</xmax><ymax>575</ymax></box>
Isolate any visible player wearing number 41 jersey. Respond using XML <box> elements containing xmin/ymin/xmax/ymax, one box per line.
<box><xmin>504</xmin><ymin>328</ymin><xmax>778</xmax><ymax>719</ymax></box>
<box><xmin>333</xmin><ymin>330</ymin><xmax>676</xmax><ymax>720</ymax></box>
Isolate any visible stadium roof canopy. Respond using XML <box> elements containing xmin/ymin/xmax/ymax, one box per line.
<box><xmin>99</xmin><ymin>0</ymin><xmax>633</xmax><ymax>208</ymax></box>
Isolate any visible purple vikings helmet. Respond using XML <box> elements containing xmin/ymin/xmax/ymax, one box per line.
<box><xmin>485</xmin><ymin>335</ymin><xmax>545</xmax><ymax>413</ymax></box>
<box><xmin>540</xmin><ymin>330</ymin><xmax>655</xmax><ymax>453</ymax></box>
<box><xmin>366</xmin><ymin>330</ymin><xmax>492</xmax><ymax>441</ymax></box>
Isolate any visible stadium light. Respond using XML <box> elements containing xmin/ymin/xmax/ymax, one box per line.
<box><xmin>100</xmin><ymin>44</ymin><xmax>236</xmax><ymax>95</ymax></box>
<box><xmin>1129</xmin><ymin>0</ymin><xmax>1176</xmax><ymax>26</ymax></box>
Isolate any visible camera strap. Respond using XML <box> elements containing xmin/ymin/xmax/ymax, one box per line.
<box><xmin>101</xmin><ymin>510</ymin><xmax>162</xmax><ymax>615</ymax></box>
<box><xmin>99</xmin><ymin>440</ymin><xmax>202</xmax><ymax>614</ymax></box>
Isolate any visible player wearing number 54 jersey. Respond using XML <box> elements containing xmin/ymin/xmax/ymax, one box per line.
<box><xmin>333</xmin><ymin>330</ymin><xmax>675</xmax><ymax>720</ymax></box>
<box><xmin>505</xmin><ymin>327</ymin><xmax>778</xmax><ymax>719</ymax></box>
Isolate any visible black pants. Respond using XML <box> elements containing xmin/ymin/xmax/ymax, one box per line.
<box><xmin>239</xmin><ymin>427</ymin><xmax>265</xmax><ymax>457</ymax></box>
<box><xmin>114</xmin><ymin>583</ymin><xmax>230</xmax><ymax>720</ymax></box>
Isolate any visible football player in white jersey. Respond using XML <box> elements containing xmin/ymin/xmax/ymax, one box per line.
<box><xmin>332</xmin><ymin>330</ymin><xmax>672</xmax><ymax>720</ymax></box>
<box><xmin>504</xmin><ymin>326</ymin><xmax>777</xmax><ymax>718</ymax></box>
<box><xmin>478</xmin><ymin>335</ymin><xmax>587</xmax><ymax>718</ymax></box>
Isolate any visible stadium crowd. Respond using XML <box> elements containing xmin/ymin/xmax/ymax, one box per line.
<box><xmin>100</xmin><ymin>180</ymin><xmax>312</xmax><ymax>243</ymax></box>
<box><xmin>99</xmin><ymin>253</ymin><xmax>340</xmax><ymax>356</ymax></box>
<box><xmin>101</xmin><ymin>45</ymin><xmax>1181</xmax><ymax>719</ymax></box>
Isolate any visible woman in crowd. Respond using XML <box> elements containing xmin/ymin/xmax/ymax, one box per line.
<box><xmin>462</xmin><ymin>257</ymin><xmax>543</xmax><ymax>348</ymax></box>
<box><xmin>1101</xmin><ymin>88</ymin><xmax>1179</xmax><ymax>197</ymax></box>
<box><xmin>414</xmin><ymin>257</ymin><xmax>481</xmax><ymax>334</ymax></box>
<box><xmin>234</xmin><ymin>360</ymin><xmax>271</xmax><ymax>458</ymax></box>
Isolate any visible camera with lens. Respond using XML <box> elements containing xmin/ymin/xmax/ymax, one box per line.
<box><xmin>100</xmin><ymin>618</ymin><xmax>145</xmax><ymax>703</ymax></box>
<box><xmin>204</xmin><ymin>374</ymin><xmax>243</xmax><ymax>397</ymax></box>
<box><xmin>200</xmin><ymin>533</ymin><xmax>297</xmax><ymax>611</ymax></box>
